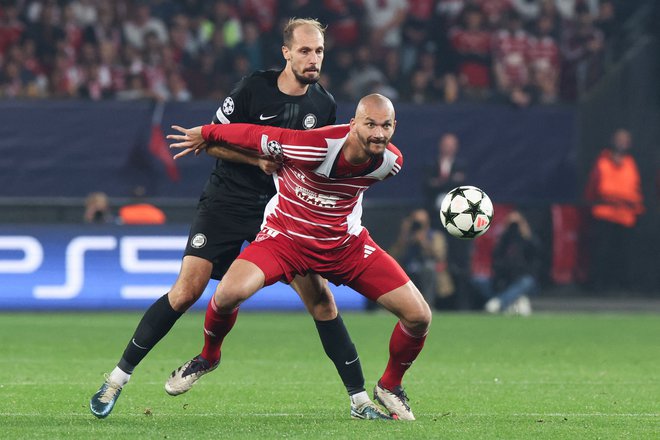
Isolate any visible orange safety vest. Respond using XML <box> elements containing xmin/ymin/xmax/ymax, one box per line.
<box><xmin>119</xmin><ymin>204</ymin><xmax>166</xmax><ymax>225</ymax></box>
<box><xmin>587</xmin><ymin>150</ymin><xmax>643</xmax><ymax>227</ymax></box>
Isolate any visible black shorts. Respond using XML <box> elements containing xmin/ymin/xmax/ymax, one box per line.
<box><xmin>184</xmin><ymin>177</ymin><xmax>268</xmax><ymax>280</ymax></box>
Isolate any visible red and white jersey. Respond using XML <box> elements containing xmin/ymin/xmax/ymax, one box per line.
<box><xmin>527</xmin><ymin>35</ymin><xmax>560</xmax><ymax>75</ymax></box>
<box><xmin>493</xmin><ymin>29</ymin><xmax>530</xmax><ymax>86</ymax></box>
<box><xmin>202</xmin><ymin>123</ymin><xmax>403</xmax><ymax>252</ymax></box>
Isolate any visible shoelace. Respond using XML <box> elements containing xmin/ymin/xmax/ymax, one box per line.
<box><xmin>391</xmin><ymin>388</ymin><xmax>411</xmax><ymax>411</ymax></box>
<box><xmin>99</xmin><ymin>377</ymin><xmax>121</xmax><ymax>403</ymax></box>
<box><xmin>183</xmin><ymin>357</ymin><xmax>211</xmax><ymax>376</ymax></box>
<box><xmin>366</xmin><ymin>402</ymin><xmax>389</xmax><ymax>416</ymax></box>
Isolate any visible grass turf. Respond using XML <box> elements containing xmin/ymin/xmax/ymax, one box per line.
<box><xmin>0</xmin><ymin>311</ymin><xmax>658</xmax><ymax>439</ymax></box>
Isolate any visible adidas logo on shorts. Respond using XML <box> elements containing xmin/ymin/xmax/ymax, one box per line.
<box><xmin>363</xmin><ymin>244</ymin><xmax>376</xmax><ymax>259</ymax></box>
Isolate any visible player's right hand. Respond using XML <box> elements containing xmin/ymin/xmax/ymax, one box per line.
<box><xmin>258</xmin><ymin>158</ymin><xmax>281</xmax><ymax>175</ymax></box>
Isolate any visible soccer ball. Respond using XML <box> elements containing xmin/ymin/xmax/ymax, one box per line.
<box><xmin>440</xmin><ymin>186</ymin><xmax>494</xmax><ymax>239</ymax></box>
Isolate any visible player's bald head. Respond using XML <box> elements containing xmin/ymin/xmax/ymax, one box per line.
<box><xmin>355</xmin><ymin>94</ymin><xmax>395</xmax><ymax>120</ymax></box>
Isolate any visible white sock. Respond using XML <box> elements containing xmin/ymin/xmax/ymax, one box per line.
<box><xmin>350</xmin><ymin>391</ymin><xmax>370</xmax><ymax>407</ymax></box>
<box><xmin>108</xmin><ymin>366</ymin><xmax>131</xmax><ymax>386</ymax></box>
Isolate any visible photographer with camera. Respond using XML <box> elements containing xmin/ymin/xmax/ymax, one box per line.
<box><xmin>473</xmin><ymin>210</ymin><xmax>541</xmax><ymax>316</ymax></box>
<box><xmin>389</xmin><ymin>209</ymin><xmax>453</xmax><ymax>309</ymax></box>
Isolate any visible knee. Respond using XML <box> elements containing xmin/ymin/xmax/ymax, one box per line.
<box><xmin>214</xmin><ymin>280</ymin><xmax>253</xmax><ymax>312</ymax></box>
<box><xmin>168</xmin><ymin>283</ymin><xmax>206</xmax><ymax>312</ymax></box>
<box><xmin>309</xmin><ymin>299</ymin><xmax>338</xmax><ymax>321</ymax></box>
<box><xmin>296</xmin><ymin>278</ymin><xmax>338</xmax><ymax>320</ymax></box>
<box><xmin>401</xmin><ymin>302</ymin><xmax>432</xmax><ymax>335</ymax></box>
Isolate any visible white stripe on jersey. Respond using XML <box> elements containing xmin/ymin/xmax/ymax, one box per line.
<box><xmin>275</xmin><ymin>207</ymin><xmax>339</xmax><ymax>228</ymax></box>
<box><xmin>287</xmin><ymin>230</ymin><xmax>344</xmax><ymax>241</ymax></box>
<box><xmin>365</xmin><ymin>149</ymin><xmax>399</xmax><ymax>180</ymax></box>
<box><xmin>313</xmin><ymin>135</ymin><xmax>349</xmax><ymax>177</ymax></box>
<box><xmin>284</xmin><ymin>144</ymin><xmax>328</xmax><ymax>152</ymax></box>
<box><xmin>283</xmin><ymin>153</ymin><xmax>326</xmax><ymax>161</ymax></box>
<box><xmin>346</xmin><ymin>193</ymin><xmax>364</xmax><ymax>237</ymax></box>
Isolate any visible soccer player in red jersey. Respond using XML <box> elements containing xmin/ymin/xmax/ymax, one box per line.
<box><xmin>167</xmin><ymin>94</ymin><xmax>431</xmax><ymax>420</ymax></box>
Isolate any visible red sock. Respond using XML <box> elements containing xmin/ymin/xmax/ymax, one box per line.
<box><xmin>200</xmin><ymin>298</ymin><xmax>238</xmax><ymax>365</ymax></box>
<box><xmin>379</xmin><ymin>321</ymin><xmax>427</xmax><ymax>391</ymax></box>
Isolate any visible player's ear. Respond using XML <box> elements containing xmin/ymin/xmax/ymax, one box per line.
<box><xmin>282</xmin><ymin>45</ymin><xmax>290</xmax><ymax>61</ymax></box>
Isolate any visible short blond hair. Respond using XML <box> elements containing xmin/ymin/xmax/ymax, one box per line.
<box><xmin>283</xmin><ymin>18</ymin><xmax>326</xmax><ymax>48</ymax></box>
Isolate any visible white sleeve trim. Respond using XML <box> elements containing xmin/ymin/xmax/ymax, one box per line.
<box><xmin>215</xmin><ymin>108</ymin><xmax>231</xmax><ymax>124</ymax></box>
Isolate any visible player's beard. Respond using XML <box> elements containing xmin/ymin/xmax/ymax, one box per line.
<box><xmin>358</xmin><ymin>132</ymin><xmax>388</xmax><ymax>158</ymax></box>
<box><xmin>293</xmin><ymin>67</ymin><xmax>321</xmax><ymax>85</ymax></box>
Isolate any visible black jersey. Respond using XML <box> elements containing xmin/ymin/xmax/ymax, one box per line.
<box><xmin>207</xmin><ymin>69</ymin><xmax>336</xmax><ymax>213</ymax></box>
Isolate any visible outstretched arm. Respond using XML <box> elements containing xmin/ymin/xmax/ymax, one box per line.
<box><xmin>167</xmin><ymin>125</ymin><xmax>280</xmax><ymax>175</ymax></box>
<box><xmin>169</xmin><ymin>123</ymin><xmax>331</xmax><ymax>170</ymax></box>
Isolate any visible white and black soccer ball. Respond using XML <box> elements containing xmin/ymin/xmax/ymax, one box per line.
<box><xmin>440</xmin><ymin>186</ymin><xmax>494</xmax><ymax>239</ymax></box>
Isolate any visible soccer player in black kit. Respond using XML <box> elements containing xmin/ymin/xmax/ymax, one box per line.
<box><xmin>90</xmin><ymin>18</ymin><xmax>390</xmax><ymax>420</ymax></box>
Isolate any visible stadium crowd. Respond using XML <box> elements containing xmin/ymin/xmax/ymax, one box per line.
<box><xmin>0</xmin><ymin>0</ymin><xmax>620</xmax><ymax>105</ymax></box>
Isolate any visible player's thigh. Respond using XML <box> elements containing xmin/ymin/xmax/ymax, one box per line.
<box><xmin>169</xmin><ymin>255</ymin><xmax>214</xmax><ymax>309</ymax></box>
<box><xmin>349</xmin><ymin>250</ymin><xmax>431</xmax><ymax>330</ymax></box>
<box><xmin>290</xmin><ymin>273</ymin><xmax>337</xmax><ymax>319</ymax></box>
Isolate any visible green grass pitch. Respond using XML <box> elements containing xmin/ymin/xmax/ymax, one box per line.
<box><xmin>0</xmin><ymin>311</ymin><xmax>658</xmax><ymax>439</ymax></box>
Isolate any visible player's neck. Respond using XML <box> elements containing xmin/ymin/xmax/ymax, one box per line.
<box><xmin>342</xmin><ymin>137</ymin><xmax>371</xmax><ymax>165</ymax></box>
<box><xmin>277</xmin><ymin>68</ymin><xmax>309</xmax><ymax>96</ymax></box>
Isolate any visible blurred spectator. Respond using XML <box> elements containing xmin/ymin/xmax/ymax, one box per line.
<box><xmin>527</xmin><ymin>14</ymin><xmax>560</xmax><ymax>104</ymax></box>
<box><xmin>424</xmin><ymin>133</ymin><xmax>467</xmax><ymax>217</ymax></box>
<box><xmin>116</xmin><ymin>72</ymin><xmax>154</xmax><ymax>100</ymax></box>
<box><xmin>82</xmin><ymin>3</ymin><xmax>122</xmax><ymax>50</ymax></box>
<box><xmin>560</xmin><ymin>4</ymin><xmax>604</xmax><ymax>100</ymax></box>
<box><xmin>123</xmin><ymin>2</ymin><xmax>168</xmax><ymax>50</ymax></box>
<box><xmin>473</xmin><ymin>210</ymin><xmax>540</xmax><ymax>316</ymax></box>
<box><xmin>344</xmin><ymin>44</ymin><xmax>391</xmax><ymax>100</ymax></box>
<box><xmin>210</xmin><ymin>0</ymin><xmax>242</xmax><ymax>49</ymax></box>
<box><xmin>84</xmin><ymin>192</ymin><xmax>115</xmax><ymax>224</ymax></box>
<box><xmin>389</xmin><ymin>209</ymin><xmax>453</xmax><ymax>309</ymax></box>
<box><xmin>25</xmin><ymin>2</ymin><xmax>65</xmax><ymax>73</ymax></box>
<box><xmin>511</xmin><ymin>0</ymin><xmax>542</xmax><ymax>22</ymax></box>
<box><xmin>70</xmin><ymin>0</ymin><xmax>98</xmax><ymax>27</ymax></box>
<box><xmin>400</xmin><ymin>0</ymin><xmax>436</xmax><ymax>75</ymax></box>
<box><xmin>423</xmin><ymin>133</ymin><xmax>471</xmax><ymax>309</ymax></box>
<box><xmin>362</xmin><ymin>0</ymin><xmax>408</xmax><ymax>55</ymax></box>
<box><xmin>0</xmin><ymin>5</ymin><xmax>25</xmax><ymax>57</ymax></box>
<box><xmin>474</xmin><ymin>0</ymin><xmax>513</xmax><ymax>28</ymax></box>
<box><xmin>323</xmin><ymin>0</ymin><xmax>363</xmax><ymax>49</ymax></box>
<box><xmin>492</xmin><ymin>10</ymin><xmax>532</xmax><ymax>105</ymax></box>
<box><xmin>235</xmin><ymin>20</ymin><xmax>264</xmax><ymax>70</ymax></box>
<box><xmin>118</xmin><ymin>186</ymin><xmax>167</xmax><ymax>225</ymax></box>
<box><xmin>555</xmin><ymin>0</ymin><xmax>600</xmax><ymax>21</ymax></box>
<box><xmin>585</xmin><ymin>128</ymin><xmax>644</xmax><ymax>291</ymax></box>
<box><xmin>449</xmin><ymin>5</ymin><xmax>492</xmax><ymax>99</ymax></box>
<box><xmin>436</xmin><ymin>0</ymin><xmax>467</xmax><ymax>26</ymax></box>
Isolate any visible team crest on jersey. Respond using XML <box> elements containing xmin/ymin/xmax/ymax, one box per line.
<box><xmin>303</xmin><ymin>113</ymin><xmax>316</xmax><ymax>130</ymax></box>
<box><xmin>266</xmin><ymin>140</ymin><xmax>283</xmax><ymax>156</ymax></box>
<box><xmin>190</xmin><ymin>233</ymin><xmax>207</xmax><ymax>248</ymax></box>
<box><xmin>222</xmin><ymin>97</ymin><xmax>234</xmax><ymax>115</ymax></box>
<box><xmin>303</xmin><ymin>113</ymin><xmax>317</xmax><ymax>129</ymax></box>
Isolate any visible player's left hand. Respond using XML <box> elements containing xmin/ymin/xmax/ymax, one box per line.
<box><xmin>168</xmin><ymin>125</ymin><xmax>208</xmax><ymax>159</ymax></box>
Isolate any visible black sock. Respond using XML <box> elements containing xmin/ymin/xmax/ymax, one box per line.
<box><xmin>315</xmin><ymin>314</ymin><xmax>365</xmax><ymax>395</ymax></box>
<box><xmin>117</xmin><ymin>294</ymin><xmax>183</xmax><ymax>374</ymax></box>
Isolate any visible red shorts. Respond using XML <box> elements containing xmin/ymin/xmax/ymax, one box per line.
<box><xmin>238</xmin><ymin>228</ymin><xmax>410</xmax><ymax>301</ymax></box>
